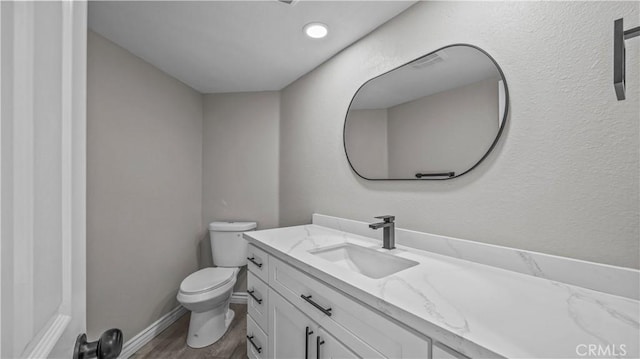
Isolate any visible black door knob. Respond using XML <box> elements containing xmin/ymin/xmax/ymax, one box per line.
<box><xmin>73</xmin><ymin>328</ymin><xmax>123</xmax><ymax>359</ymax></box>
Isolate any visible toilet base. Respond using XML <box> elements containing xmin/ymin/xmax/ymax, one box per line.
<box><xmin>186</xmin><ymin>306</ymin><xmax>235</xmax><ymax>349</ymax></box>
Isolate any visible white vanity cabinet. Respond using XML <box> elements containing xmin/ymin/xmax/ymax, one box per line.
<box><xmin>247</xmin><ymin>315</ymin><xmax>268</xmax><ymax>359</ymax></box>
<box><xmin>432</xmin><ymin>343</ymin><xmax>470</xmax><ymax>359</ymax></box>
<box><xmin>270</xmin><ymin>287</ymin><xmax>362</xmax><ymax>359</ymax></box>
<box><xmin>246</xmin><ymin>244</ymin><xmax>271</xmax><ymax>359</ymax></box>
<box><xmin>247</xmin><ymin>244</ymin><xmax>270</xmax><ymax>283</ymax></box>
<box><xmin>269</xmin><ymin>291</ymin><xmax>312</xmax><ymax>358</ymax></box>
<box><xmin>247</xmin><ymin>269</ymin><xmax>269</xmax><ymax>332</ymax></box>
<box><xmin>317</xmin><ymin>328</ymin><xmax>360</xmax><ymax>359</ymax></box>
<box><xmin>247</xmin><ymin>244</ymin><xmax>432</xmax><ymax>359</ymax></box>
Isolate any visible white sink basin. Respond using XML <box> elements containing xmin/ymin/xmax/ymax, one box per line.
<box><xmin>309</xmin><ymin>243</ymin><xmax>418</xmax><ymax>279</ymax></box>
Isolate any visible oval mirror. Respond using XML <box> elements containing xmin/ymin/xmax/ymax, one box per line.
<box><xmin>344</xmin><ymin>44</ymin><xmax>509</xmax><ymax>180</ymax></box>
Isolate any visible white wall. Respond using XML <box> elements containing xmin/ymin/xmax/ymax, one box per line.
<box><xmin>202</xmin><ymin>92</ymin><xmax>280</xmax><ymax>290</ymax></box>
<box><xmin>280</xmin><ymin>2</ymin><xmax>639</xmax><ymax>268</ymax></box>
<box><xmin>87</xmin><ymin>31</ymin><xmax>203</xmax><ymax>341</ymax></box>
<box><xmin>344</xmin><ymin>109</ymin><xmax>389</xmax><ymax>178</ymax></box>
<box><xmin>387</xmin><ymin>77</ymin><xmax>499</xmax><ymax>177</ymax></box>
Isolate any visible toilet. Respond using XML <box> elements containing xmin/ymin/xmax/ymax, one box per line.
<box><xmin>177</xmin><ymin>221</ymin><xmax>257</xmax><ymax>348</ymax></box>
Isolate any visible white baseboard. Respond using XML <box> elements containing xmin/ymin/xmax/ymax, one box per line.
<box><xmin>230</xmin><ymin>291</ymin><xmax>248</xmax><ymax>304</ymax></box>
<box><xmin>119</xmin><ymin>292</ymin><xmax>247</xmax><ymax>358</ymax></box>
<box><xmin>118</xmin><ymin>305</ymin><xmax>187</xmax><ymax>359</ymax></box>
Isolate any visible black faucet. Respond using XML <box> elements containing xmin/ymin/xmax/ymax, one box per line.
<box><xmin>369</xmin><ymin>215</ymin><xmax>395</xmax><ymax>250</ymax></box>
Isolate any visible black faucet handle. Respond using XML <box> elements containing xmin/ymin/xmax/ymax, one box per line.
<box><xmin>374</xmin><ymin>215</ymin><xmax>395</xmax><ymax>222</ymax></box>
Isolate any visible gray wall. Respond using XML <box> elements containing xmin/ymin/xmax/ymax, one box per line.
<box><xmin>202</xmin><ymin>92</ymin><xmax>280</xmax><ymax>290</ymax></box>
<box><xmin>87</xmin><ymin>31</ymin><xmax>203</xmax><ymax>340</ymax></box>
<box><xmin>279</xmin><ymin>2</ymin><xmax>640</xmax><ymax>268</ymax></box>
<box><xmin>86</xmin><ymin>1</ymin><xmax>639</xmax><ymax>343</ymax></box>
<box><xmin>344</xmin><ymin>109</ymin><xmax>389</xmax><ymax>178</ymax></box>
<box><xmin>387</xmin><ymin>77</ymin><xmax>499</xmax><ymax>177</ymax></box>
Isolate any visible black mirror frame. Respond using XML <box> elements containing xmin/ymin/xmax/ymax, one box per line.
<box><xmin>343</xmin><ymin>43</ymin><xmax>510</xmax><ymax>181</ymax></box>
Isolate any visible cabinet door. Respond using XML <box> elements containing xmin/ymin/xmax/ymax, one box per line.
<box><xmin>248</xmin><ymin>272</ymin><xmax>269</xmax><ymax>331</ymax></box>
<box><xmin>269</xmin><ymin>290</ymin><xmax>317</xmax><ymax>359</ymax></box>
<box><xmin>247</xmin><ymin>316</ymin><xmax>268</xmax><ymax>359</ymax></box>
<box><xmin>316</xmin><ymin>328</ymin><xmax>361</xmax><ymax>359</ymax></box>
<box><xmin>432</xmin><ymin>342</ymin><xmax>469</xmax><ymax>359</ymax></box>
<box><xmin>247</xmin><ymin>244</ymin><xmax>270</xmax><ymax>282</ymax></box>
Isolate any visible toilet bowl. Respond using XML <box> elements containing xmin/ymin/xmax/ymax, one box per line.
<box><xmin>177</xmin><ymin>221</ymin><xmax>256</xmax><ymax>348</ymax></box>
<box><xmin>177</xmin><ymin>267</ymin><xmax>239</xmax><ymax>348</ymax></box>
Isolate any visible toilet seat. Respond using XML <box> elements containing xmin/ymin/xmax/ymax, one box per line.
<box><xmin>177</xmin><ymin>267</ymin><xmax>238</xmax><ymax>309</ymax></box>
<box><xmin>180</xmin><ymin>267</ymin><xmax>236</xmax><ymax>294</ymax></box>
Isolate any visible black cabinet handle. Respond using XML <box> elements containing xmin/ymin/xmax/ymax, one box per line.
<box><xmin>247</xmin><ymin>335</ymin><xmax>262</xmax><ymax>353</ymax></box>
<box><xmin>305</xmin><ymin>326</ymin><xmax>314</xmax><ymax>359</ymax></box>
<box><xmin>300</xmin><ymin>294</ymin><xmax>332</xmax><ymax>316</ymax></box>
<box><xmin>248</xmin><ymin>289</ymin><xmax>263</xmax><ymax>304</ymax></box>
<box><xmin>247</xmin><ymin>256</ymin><xmax>263</xmax><ymax>268</ymax></box>
<box><xmin>316</xmin><ymin>336</ymin><xmax>325</xmax><ymax>359</ymax></box>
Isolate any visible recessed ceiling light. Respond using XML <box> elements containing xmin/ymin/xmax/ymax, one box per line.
<box><xmin>304</xmin><ymin>23</ymin><xmax>328</xmax><ymax>39</ymax></box>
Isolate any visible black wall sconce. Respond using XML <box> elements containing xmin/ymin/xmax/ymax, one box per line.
<box><xmin>614</xmin><ymin>18</ymin><xmax>640</xmax><ymax>101</ymax></box>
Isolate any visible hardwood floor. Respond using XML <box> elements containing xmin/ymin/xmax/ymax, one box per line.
<box><xmin>131</xmin><ymin>304</ymin><xmax>247</xmax><ymax>359</ymax></box>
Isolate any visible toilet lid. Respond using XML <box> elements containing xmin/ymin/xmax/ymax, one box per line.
<box><xmin>180</xmin><ymin>268</ymin><xmax>236</xmax><ymax>294</ymax></box>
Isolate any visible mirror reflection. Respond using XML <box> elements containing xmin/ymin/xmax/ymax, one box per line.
<box><xmin>344</xmin><ymin>45</ymin><xmax>508</xmax><ymax>180</ymax></box>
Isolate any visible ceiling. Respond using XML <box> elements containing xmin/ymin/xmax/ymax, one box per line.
<box><xmin>88</xmin><ymin>1</ymin><xmax>416</xmax><ymax>94</ymax></box>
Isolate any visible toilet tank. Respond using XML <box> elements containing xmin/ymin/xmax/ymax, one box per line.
<box><xmin>209</xmin><ymin>221</ymin><xmax>257</xmax><ymax>267</ymax></box>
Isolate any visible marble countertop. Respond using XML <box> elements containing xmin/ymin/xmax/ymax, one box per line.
<box><xmin>244</xmin><ymin>224</ymin><xmax>639</xmax><ymax>359</ymax></box>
